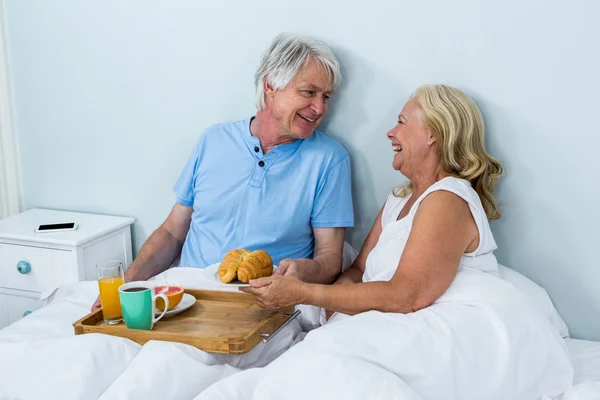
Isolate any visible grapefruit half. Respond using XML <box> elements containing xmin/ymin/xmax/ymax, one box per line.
<box><xmin>155</xmin><ymin>285</ymin><xmax>184</xmax><ymax>311</ymax></box>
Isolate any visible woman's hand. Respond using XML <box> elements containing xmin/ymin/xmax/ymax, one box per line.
<box><xmin>239</xmin><ymin>275</ymin><xmax>307</xmax><ymax>310</ymax></box>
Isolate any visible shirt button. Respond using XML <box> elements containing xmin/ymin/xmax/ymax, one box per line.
<box><xmin>254</xmin><ymin>146</ymin><xmax>259</xmax><ymax>152</ymax></box>
<box><xmin>258</xmin><ymin>161</ymin><xmax>265</xmax><ymax>167</ymax></box>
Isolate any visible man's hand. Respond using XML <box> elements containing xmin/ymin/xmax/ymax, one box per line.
<box><xmin>91</xmin><ymin>295</ymin><xmax>102</xmax><ymax>312</ymax></box>
<box><xmin>273</xmin><ymin>258</ymin><xmax>315</xmax><ymax>281</ymax></box>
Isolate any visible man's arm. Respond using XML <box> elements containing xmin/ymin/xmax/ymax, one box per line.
<box><xmin>92</xmin><ymin>203</ymin><xmax>192</xmax><ymax>310</ymax></box>
<box><xmin>333</xmin><ymin>204</ymin><xmax>384</xmax><ymax>286</ymax></box>
<box><xmin>322</xmin><ymin>205</ymin><xmax>384</xmax><ymax>320</ymax></box>
<box><xmin>275</xmin><ymin>153</ymin><xmax>352</xmax><ymax>284</ymax></box>
<box><xmin>124</xmin><ymin>203</ymin><xmax>193</xmax><ymax>281</ymax></box>
<box><xmin>274</xmin><ymin>227</ymin><xmax>345</xmax><ymax>284</ymax></box>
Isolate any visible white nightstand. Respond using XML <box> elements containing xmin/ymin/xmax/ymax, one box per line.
<box><xmin>0</xmin><ymin>208</ymin><xmax>134</xmax><ymax>329</ymax></box>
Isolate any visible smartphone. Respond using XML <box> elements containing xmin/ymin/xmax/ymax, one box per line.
<box><xmin>35</xmin><ymin>222</ymin><xmax>79</xmax><ymax>233</ymax></box>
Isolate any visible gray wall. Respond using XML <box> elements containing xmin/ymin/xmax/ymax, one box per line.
<box><xmin>4</xmin><ymin>0</ymin><xmax>600</xmax><ymax>340</ymax></box>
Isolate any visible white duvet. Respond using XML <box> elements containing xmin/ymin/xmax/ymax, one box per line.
<box><xmin>0</xmin><ymin>267</ymin><xmax>594</xmax><ymax>400</ymax></box>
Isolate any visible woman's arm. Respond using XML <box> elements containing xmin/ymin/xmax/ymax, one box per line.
<box><xmin>243</xmin><ymin>191</ymin><xmax>478</xmax><ymax>314</ymax></box>
<box><xmin>307</xmin><ymin>191</ymin><xmax>478</xmax><ymax>313</ymax></box>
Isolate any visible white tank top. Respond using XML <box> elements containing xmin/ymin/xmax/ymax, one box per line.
<box><xmin>363</xmin><ymin>177</ymin><xmax>499</xmax><ymax>283</ymax></box>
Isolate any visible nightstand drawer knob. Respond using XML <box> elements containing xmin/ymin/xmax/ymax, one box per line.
<box><xmin>23</xmin><ymin>311</ymin><xmax>32</xmax><ymax>317</ymax></box>
<box><xmin>17</xmin><ymin>261</ymin><xmax>31</xmax><ymax>274</ymax></box>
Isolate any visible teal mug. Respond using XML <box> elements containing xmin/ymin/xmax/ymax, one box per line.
<box><xmin>118</xmin><ymin>281</ymin><xmax>169</xmax><ymax>330</ymax></box>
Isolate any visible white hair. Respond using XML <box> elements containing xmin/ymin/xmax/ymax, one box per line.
<box><xmin>254</xmin><ymin>33</ymin><xmax>342</xmax><ymax>111</ymax></box>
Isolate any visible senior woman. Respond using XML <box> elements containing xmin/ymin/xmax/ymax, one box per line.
<box><xmin>241</xmin><ymin>84</ymin><xmax>503</xmax><ymax>314</ymax></box>
<box><xmin>200</xmin><ymin>84</ymin><xmax>574</xmax><ymax>399</ymax></box>
<box><xmin>200</xmin><ymin>84</ymin><xmax>572</xmax><ymax>400</ymax></box>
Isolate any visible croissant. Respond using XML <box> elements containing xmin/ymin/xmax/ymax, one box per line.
<box><xmin>218</xmin><ymin>249</ymin><xmax>251</xmax><ymax>283</ymax></box>
<box><xmin>237</xmin><ymin>250</ymin><xmax>274</xmax><ymax>283</ymax></box>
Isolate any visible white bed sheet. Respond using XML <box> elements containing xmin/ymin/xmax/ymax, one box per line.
<box><xmin>539</xmin><ymin>338</ymin><xmax>600</xmax><ymax>400</ymax></box>
<box><xmin>0</xmin><ymin>269</ymin><xmax>598</xmax><ymax>400</ymax></box>
<box><xmin>0</xmin><ymin>270</ymin><xmax>300</xmax><ymax>400</ymax></box>
<box><xmin>566</xmin><ymin>338</ymin><xmax>600</xmax><ymax>385</ymax></box>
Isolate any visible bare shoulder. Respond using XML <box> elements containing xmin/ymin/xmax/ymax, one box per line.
<box><xmin>412</xmin><ymin>189</ymin><xmax>478</xmax><ymax>251</ymax></box>
<box><xmin>415</xmin><ymin>189</ymin><xmax>473</xmax><ymax>225</ymax></box>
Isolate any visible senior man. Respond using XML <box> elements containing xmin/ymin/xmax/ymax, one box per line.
<box><xmin>92</xmin><ymin>33</ymin><xmax>353</xmax><ymax>310</ymax></box>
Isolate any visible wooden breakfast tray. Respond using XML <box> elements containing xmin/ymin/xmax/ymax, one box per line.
<box><xmin>73</xmin><ymin>289</ymin><xmax>299</xmax><ymax>354</ymax></box>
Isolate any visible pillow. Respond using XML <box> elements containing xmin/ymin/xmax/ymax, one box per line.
<box><xmin>498</xmin><ymin>264</ymin><xmax>569</xmax><ymax>338</ymax></box>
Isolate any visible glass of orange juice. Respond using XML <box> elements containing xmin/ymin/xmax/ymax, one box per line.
<box><xmin>97</xmin><ymin>260</ymin><xmax>125</xmax><ymax>324</ymax></box>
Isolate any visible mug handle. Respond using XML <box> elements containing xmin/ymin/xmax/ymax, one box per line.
<box><xmin>153</xmin><ymin>293</ymin><xmax>169</xmax><ymax>324</ymax></box>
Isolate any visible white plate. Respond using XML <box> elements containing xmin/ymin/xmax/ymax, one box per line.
<box><xmin>202</xmin><ymin>262</ymin><xmax>278</xmax><ymax>288</ymax></box>
<box><xmin>155</xmin><ymin>293</ymin><xmax>196</xmax><ymax>318</ymax></box>
<box><xmin>202</xmin><ymin>262</ymin><xmax>251</xmax><ymax>287</ymax></box>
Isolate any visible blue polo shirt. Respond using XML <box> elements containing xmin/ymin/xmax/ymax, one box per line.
<box><xmin>174</xmin><ymin>118</ymin><xmax>354</xmax><ymax>267</ymax></box>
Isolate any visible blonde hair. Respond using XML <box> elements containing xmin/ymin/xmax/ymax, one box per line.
<box><xmin>394</xmin><ymin>84</ymin><xmax>503</xmax><ymax>220</ymax></box>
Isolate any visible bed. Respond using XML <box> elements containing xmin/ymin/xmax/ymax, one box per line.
<box><xmin>0</xmin><ymin>265</ymin><xmax>598</xmax><ymax>400</ymax></box>
<box><xmin>565</xmin><ymin>339</ymin><xmax>600</xmax><ymax>391</ymax></box>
